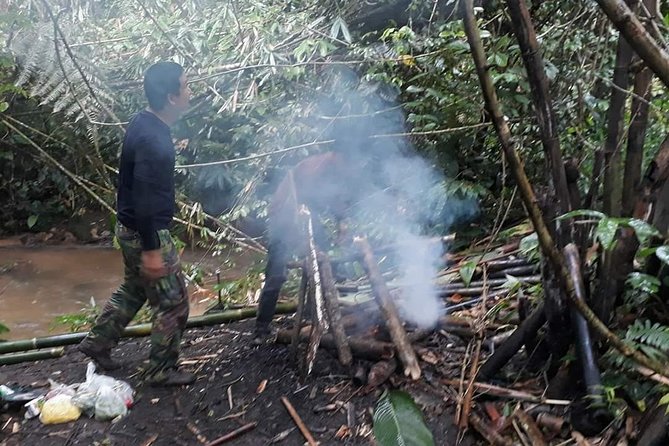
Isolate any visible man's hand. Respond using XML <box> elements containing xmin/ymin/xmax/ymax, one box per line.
<box><xmin>141</xmin><ymin>249</ymin><xmax>167</xmax><ymax>280</ymax></box>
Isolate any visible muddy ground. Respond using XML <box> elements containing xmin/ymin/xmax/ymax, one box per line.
<box><xmin>0</xmin><ymin>316</ymin><xmax>477</xmax><ymax>445</ymax></box>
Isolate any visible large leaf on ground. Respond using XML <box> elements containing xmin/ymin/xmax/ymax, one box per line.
<box><xmin>373</xmin><ymin>390</ymin><xmax>435</xmax><ymax>446</ymax></box>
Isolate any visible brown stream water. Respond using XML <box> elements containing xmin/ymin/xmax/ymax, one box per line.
<box><xmin>0</xmin><ymin>245</ymin><xmax>256</xmax><ymax>340</ymax></box>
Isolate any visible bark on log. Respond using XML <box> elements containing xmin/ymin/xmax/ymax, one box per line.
<box><xmin>318</xmin><ymin>252</ymin><xmax>353</xmax><ymax>367</ymax></box>
<box><xmin>462</xmin><ymin>0</ymin><xmax>669</xmax><ymax>378</ymax></box>
<box><xmin>477</xmin><ymin>303</ymin><xmax>546</xmax><ymax>380</ymax></box>
<box><xmin>595</xmin><ymin>0</ymin><xmax>669</xmax><ymax>88</ymax></box>
<box><xmin>276</xmin><ymin>329</ymin><xmax>395</xmax><ymax>361</ymax></box>
<box><xmin>354</xmin><ymin>237</ymin><xmax>421</xmax><ymax>380</ymax></box>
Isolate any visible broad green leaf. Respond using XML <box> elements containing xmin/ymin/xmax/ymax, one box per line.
<box><xmin>27</xmin><ymin>214</ymin><xmax>38</xmax><ymax>228</ymax></box>
<box><xmin>0</xmin><ymin>101</ymin><xmax>8</xmax><ymax>113</ymax></box>
<box><xmin>656</xmin><ymin>246</ymin><xmax>669</xmax><ymax>266</ymax></box>
<box><xmin>637</xmin><ymin>246</ymin><xmax>657</xmax><ymax>259</ymax></box>
<box><xmin>459</xmin><ymin>260</ymin><xmax>477</xmax><ymax>287</ymax></box>
<box><xmin>596</xmin><ymin>217</ymin><xmax>619</xmax><ymax>251</ymax></box>
<box><xmin>502</xmin><ymin>274</ymin><xmax>521</xmax><ymax>293</ymax></box>
<box><xmin>557</xmin><ymin>209</ymin><xmax>606</xmax><ymax>220</ymax></box>
<box><xmin>373</xmin><ymin>390</ymin><xmax>435</xmax><ymax>446</ymax></box>
<box><xmin>627</xmin><ymin>219</ymin><xmax>660</xmax><ymax>245</ymax></box>
<box><xmin>0</xmin><ymin>322</ymin><xmax>9</xmax><ymax>334</ymax></box>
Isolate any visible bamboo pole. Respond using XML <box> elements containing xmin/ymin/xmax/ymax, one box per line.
<box><xmin>0</xmin><ymin>303</ymin><xmax>297</xmax><ymax>355</ymax></box>
<box><xmin>0</xmin><ymin>347</ymin><xmax>65</xmax><ymax>366</ymax></box>
<box><xmin>462</xmin><ymin>0</ymin><xmax>669</xmax><ymax>378</ymax></box>
<box><xmin>354</xmin><ymin>237</ymin><xmax>421</xmax><ymax>380</ymax></box>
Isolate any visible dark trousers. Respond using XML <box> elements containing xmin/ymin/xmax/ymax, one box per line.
<box><xmin>256</xmin><ymin>237</ymin><xmax>291</xmax><ymax>330</ymax></box>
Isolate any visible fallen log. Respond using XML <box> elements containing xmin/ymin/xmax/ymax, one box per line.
<box><xmin>276</xmin><ymin>329</ymin><xmax>394</xmax><ymax>361</ymax></box>
<box><xmin>318</xmin><ymin>252</ymin><xmax>352</xmax><ymax>367</ymax></box>
<box><xmin>488</xmin><ymin>265</ymin><xmax>539</xmax><ymax>279</ymax></box>
<box><xmin>355</xmin><ymin>237</ymin><xmax>421</xmax><ymax>380</ymax></box>
<box><xmin>0</xmin><ymin>303</ymin><xmax>298</xmax><ymax>355</ymax></box>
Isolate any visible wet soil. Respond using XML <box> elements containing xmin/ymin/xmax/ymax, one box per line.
<box><xmin>0</xmin><ymin>317</ymin><xmax>476</xmax><ymax>446</ymax></box>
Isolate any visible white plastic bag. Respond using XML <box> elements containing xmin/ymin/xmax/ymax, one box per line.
<box><xmin>72</xmin><ymin>362</ymin><xmax>134</xmax><ymax>414</ymax></box>
<box><xmin>94</xmin><ymin>385</ymin><xmax>127</xmax><ymax>421</ymax></box>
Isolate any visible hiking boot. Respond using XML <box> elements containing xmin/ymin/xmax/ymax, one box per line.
<box><xmin>251</xmin><ymin>325</ymin><xmax>277</xmax><ymax>346</ymax></box>
<box><xmin>146</xmin><ymin>368</ymin><xmax>196</xmax><ymax>387</ymax></box>
<box><xmin>78</xmin><ymin>340</ymin><xmax>123</xmax><ymax>371</ymax></box>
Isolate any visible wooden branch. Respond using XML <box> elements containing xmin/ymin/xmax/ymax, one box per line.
<box><xmin>318</xmin><ymin>252</ymin><xmax>352</xmax><ymax>367</ymax></box>
<box><xmin>462</xmin><ymin>0</ymin><xmax>669</xmax><ymax>379</ymax></box>
<box><xmin>281</xmin><ymin>397</ymin><xmax>318</xmax><ymax>446</ymax></box>
<box><xmin>367</xmin><ymin>359</ymin><xmax>398</xmax><ymax>387</ymax></box>
<box><xmin>595</xmin><ymin>0</ymin><xmax>669</xmax><ymax>88</ymax></box>
<box><xmin>442</xmin><ymin>378</ymin><xmax>571</xmax><ymax>405</ymax></box>
<box><xmin>204</xmin><ymin>423</ymin><xmax>256</xmax><ymax>446</ymax></box>
<box><xmin>354</xmin><ymin>237</ymin><xmax>421</xmax><ymax>380</ymax></box>
<box><xmin>302</xmin><ymin>207</ymin><xmax>327</xmax><ymax>378</ymax></box>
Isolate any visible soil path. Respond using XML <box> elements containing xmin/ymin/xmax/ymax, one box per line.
<box><xmin>1</xmin><ymin>318</ymin><xmax>475</xmax><ymax>445</ymax></box>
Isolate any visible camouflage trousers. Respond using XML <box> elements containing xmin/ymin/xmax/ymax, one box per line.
<box><xmin>83</xmin><ymin>222</ymin><xmax>189</xmax><ymax>375</ymax></box>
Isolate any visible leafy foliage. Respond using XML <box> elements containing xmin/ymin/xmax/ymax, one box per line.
<box><xmin>373</xmin><ymin>390</ymin><xmax>435</xmax><ymax>446</ymax></box>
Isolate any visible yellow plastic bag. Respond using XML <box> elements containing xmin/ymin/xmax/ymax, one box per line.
<box><xmin>39</xmin><ymin>394</ymin><xmax>81</xmax><ymax>424</ymax></box>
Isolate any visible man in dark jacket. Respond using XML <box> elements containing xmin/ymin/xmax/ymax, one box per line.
<box><xmin>78</xmin><ymin>61</ymin><xmax>195</xmax><ymax>386</ymax></box>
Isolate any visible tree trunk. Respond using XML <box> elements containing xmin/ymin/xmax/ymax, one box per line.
<box><xmin>505</xmin><ymin>0</ymin><xmax>572</xmax><ymax>219</ymax></box>
<box><xmin>602</xmin><ymin>2</ymin><xmax>635</xmax><ymax>217</ymax></box>
<box><xmin>595</xmin><ymin>0</ymin><xmax>669</xmax><ymax>88</ymax></box>
<box><xmin>462</xmin><ymin>0</ymin><xmax>669</xmax><ymax>378</ymax></box>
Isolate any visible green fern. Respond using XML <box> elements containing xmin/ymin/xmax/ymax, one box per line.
<box><xmin>608</xmin><ymin>320</ymin><xmax>669</xmax><ymax>369</ymax></box>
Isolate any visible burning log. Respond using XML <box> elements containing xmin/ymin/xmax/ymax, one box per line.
<box><xmin>318</xmin><ymin>252</ymin><xmax>352</xmax><ymax>367</ymax></box>
<box><xmin>276</xmin><ymin>329</ymin><xmax>395</xmax><ymax>361</ymax></box>
<box><xmin>354</xmin><ymin>237</ymin><xmax>421</xmax><ymax>380</ymax></box>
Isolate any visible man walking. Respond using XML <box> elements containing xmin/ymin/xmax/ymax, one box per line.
<box><xmin>79</xmin><ymin>61</ymin><xmax>195</xmax><ymax>386</ymax></box>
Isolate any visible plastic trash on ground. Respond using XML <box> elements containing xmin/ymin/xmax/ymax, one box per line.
<box><xmin>72</xmin><ymin>362</ymin><xmax>134</xmax><ymax>419</ymax></box>
<box><xmin>39</xmin><ymin>394</ymin><xmax>81</xmax><ymax>424</ymax></box>
<box><xmin>94</xmin><ymin>384</ymin><xmax>127</xmax><ymax>421</ymax></box>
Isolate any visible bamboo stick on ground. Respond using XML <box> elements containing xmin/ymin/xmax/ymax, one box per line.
<box><xmin>318</xmin><ymin>252</ymin><xmax>352</xmax><ymax>367</ymax></box>
<box><xmin>469</xmin><ymin>412</ymin><xmax>514</xmax><ymax>446</ymax></box>
<box><xmin>354</xmin><ymin>237</ymin><xmax>421</xmax><ymax>380</ymax></box>
<box><xmin>281</xmin><ymin>396</ymin><xmax>319</xmax><ymax>446</ymax></box>
<box><xmin>0</xmin><ymin>347</ymin><xmax>64</xmax><ymax>365</ymax></box>
<box><xmin>204</xmin><ymin>422</ymin><xmax>257</xmax><ymax>446</ymax></box>
<box><xmin>0</xmin><ymin>303</ymin><xmax>297</xmax><ymax>355</ymax></box>
<box><xmin>442</xmin><ymin>378</ymin><xmax>571</xmax><ymax>405</ymax></box>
